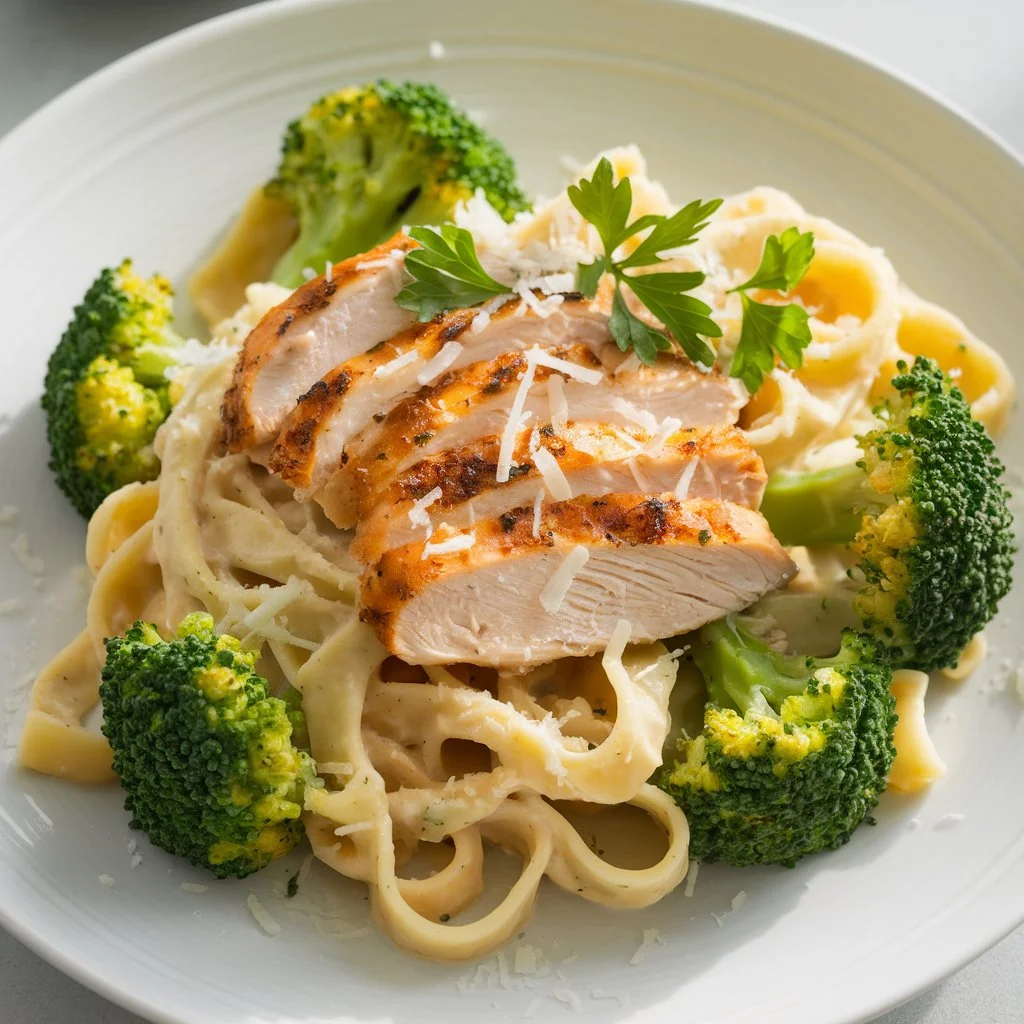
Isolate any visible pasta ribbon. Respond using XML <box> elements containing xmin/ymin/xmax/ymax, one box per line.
<box><xmin>190</xmin><ymin>187</ymin><xmax>297</xmax><ymax>328</ymax></box>
<box><xmin>872</xmin><ymin>290</ymin><xmax>1014</xmax><ymax>435</ymax></box>
<box><xmin>888</xmin><ymin>670</ymin><xmax>946</xmax><ymax>794</ymax></box>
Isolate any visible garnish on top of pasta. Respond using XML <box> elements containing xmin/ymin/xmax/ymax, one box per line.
<box><xmin>19</xmin><ymin>80</ymin><xmax>1015</xmax><ymax>963</ymax></box>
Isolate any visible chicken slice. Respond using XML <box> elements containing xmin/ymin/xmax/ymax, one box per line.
<box><xmin>360</xmin><ymin>494</ymin><xmax>796</xmax><ymax>666</ymax></box>
<box><xmin>221</xmin><ymin>233</ymin><xmax>416</xmax><ymax>450</ymax></box>
<box><xmin>352</xmin><ymin>423</ymin><xmax>766</xmax><ymax>559</ymax></box>
<box><xmin>319</xmin><ymin>346</ymin><xmax>745</xmax><ymax>528</ymax></box>
<box><xmin>268</xmin><ymin>294</ymin><xmax>611</xmax><ymax>498</ymax></box>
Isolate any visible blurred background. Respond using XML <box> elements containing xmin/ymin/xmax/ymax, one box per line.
<box><xmin>2</xmin><ymin>1</ymin><xmax>1023</xmax><ymax>1023</ymax></box>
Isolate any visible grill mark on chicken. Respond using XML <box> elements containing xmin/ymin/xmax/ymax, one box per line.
<box><xmin>221</xmin><ymin>232</ymin><xmax>417</xmax><ymax>450</ymax></box>
<box><xmin>351</xmin><ymin>422</ymin><xmax>766</xmax><ymax>561</ymax></box>
<box><xmin>359</xmin><ymin>494</ymin><xmax>795</xmax><ymax>663</ymax></box>
<box><xmin>269</xmin><ymin>300</ymin><xmax>612</xmax><ymax>499</ymax></box>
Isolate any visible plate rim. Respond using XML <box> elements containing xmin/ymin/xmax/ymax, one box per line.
<box><xmin>2</xmin><ymin>1</ymin><xmax>1024</xmax><ymax>1022</ymax></box>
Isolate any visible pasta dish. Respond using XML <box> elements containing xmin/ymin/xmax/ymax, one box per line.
<box><xmin>16</xmin><ymin>81</ymin><xmax>1016</xmax><ymax>963</ymax></box>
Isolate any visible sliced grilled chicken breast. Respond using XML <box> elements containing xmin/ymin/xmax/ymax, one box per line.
<box><xmin>268</xmin><ymin>295</ymin><xmax>611</xmax><ymax>498</ymax></box>
<box><xmin>352</xmin><ymin>423</ymin><xmax>766</xmax><ymax>558</ymax></box>
<box><xmin>319</xmin><ymin>347</ymin><xmax>745</xmax><ymax>529</ymax></box>
<box><xmin>360</xmin><ymin>494</ymin><xmax>796</xmax><ymax>666</ymax></box>
<box><xmin>222</xmin><ymin>234</ymin><xmax>416</xmax><ymax>449</ymax></box>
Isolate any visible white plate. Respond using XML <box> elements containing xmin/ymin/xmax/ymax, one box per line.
<box><xmin>1</xmin><ymin>1</ymin><xmax>1023</xmax><ymax>1022</ymax></box>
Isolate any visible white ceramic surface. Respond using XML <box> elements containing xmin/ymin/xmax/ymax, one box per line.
<box><xmin>1</xmin><ymin>1</ymin><xmax>1023</xmax><ymax>1022</ymax></box>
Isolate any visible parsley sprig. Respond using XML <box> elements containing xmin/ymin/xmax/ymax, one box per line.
<box><xmin>569</xmin><ymin>158</ymin><xmax>722</xmax><ymax>365</ymax></box>
<box><xmin>396</xmin><ymin>225</ymin><xmax>509</xmax><ymax>321</ymax></box>
<box><xmin>394</xmin><ymin>159</ymin><xmax>816</xmax><ymax>393</ymax></box>
<box><xmin>727</xmin><ymin>226</ymin><xmax>815</xmax><ymax>393</ymax></box>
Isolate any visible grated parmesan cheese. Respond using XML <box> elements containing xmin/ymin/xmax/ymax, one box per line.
<box><xmin>532</xmin><ymin>448</ymin><xmax>572</xmax><ymax>501</ymax></box>
<box><xmin>409</xmin><ymin>486</ymin><xmax>443</xmax><ymax>528</ymax></box>
<box><xmin>422</xmin><ymin>530</ymin><xmax>476</xmax><ymax>560</ymax></box>
<box><xmin>514</xmin><ymin>945</ymin><xmax>539</xmax><ymax>975</ymax></box>
<box><xmin>374</xmin><ymin>348</ymin><xmax>421</xmax><ymax>379</ymax></box>
<box><xmin>684</xmin><ymin>860</ymin><xmax>700</xmax><ymax>897</ymax></box>
<box><xmin>239</xmin><ymin>578</ymin><xmax>319</xmax><ymax>651</ymax></box>
<box><xmin>934</xmin><ymin>813</ymin><xmax>965</xmax><ymax>830</ymax></box>
<box><xmin>627</xmin><ymin>458</ymin><xmax>654</xmax><ymax>492</ymax></box>
<box><xmin>550</xmin><ymin>989</ymin><xmax>582</xmax><ymax>1012</ymax></box>
<box><xmin>539</xmin><ymin>545</ymin><xmax>589</xmax><ymax>613</ymax></box>
<box><xmin>674</xmin><ymin>458</ymin><xmax>700</xmax><ymax>501</ymax></box>
<box><xmin>417</xmin><ymin>341</ymin><xmax>463</xmax><ymax>385</ymax></box>
<box><xmin>10</xmin><ymin>534</ymin><xmax>44</xmax><ymax>575</ymax></box>
<box><xmin>98</xmin><ymin>874</ymin><xmax>115</xmax><ymax>888</ymax></box>
<box><xmin>650</xmin><ymin>416</ymin><xmax>682</xmax><ymax>451</ymax></box>
<box><xmin>0</xmin><ymin>597</ymin><xmax>23</xmax><ymax>616</ymax></box>
<box><xmin>633</xmin><ymin>647</ymin><xmax>685</xmax><ymax>683</ymax></box>
<box><xmin>296</xmin><ymin>853</ymin><xmax>315</xmax><ymax>891</ymax></box>
<box><xmin>246</xmin><ymin>893</ymin><xmax>281</xmax><ymax>935</ymax></box>
<box><xmin>355</xmin><ymin>256</ymin><xmax>396</xmax><ymax>271</ymax></box>
<box><xmin>611</xmin><ymin>396</ymin><xmax>658</xmax><ymax>433</ymax></box>
<box><xmin>497</xmin><ymin>362</ymin><xmax>537</xmax><ymax>483</ymax></box>
<box><xmin>591</xmin><ymin>990</ymin><xmax>629</xmax><ymax>1005</ymax></box>
<box><xmin>0</xmin><ymin>505</ymin><xmax>19</xmax><ymax>525</ymax></box>
<box><xmin>496</xmin><ymin>950</ymin><xmax>512</xmax><ymax>989</ymax></box>
<box><xmin>526</xmin><ymin>347</ymin><xmax>603</xmax><ymax>385</ymax></box>
<box><xmin>629</xmin><ymin>927</ymin><xmax>664</xmax><ymax>964</ymax></box>
<box><xmin>532</xmin><ymin>489</ymin><xmax>544</xmax><ymax>538</ymax></box>
<box><xmin>604</xmin><ymin>618</ymin><xmax>631</xmax><ymax>664</ymax></box>
<box><xmin>613</xmin><ymin>352</ymin><xmax>642</xmax><ymax>377</ymax></box>
<box><xmin>181</xmin><ymin>883</ymin><xmax>208</xmax><ymax>893</ymax></box>
<box><xmin>428</xmin><ymin>39</ymin><xmax>445</xmax><ymax>59</ymax></box>
<box><xmin>547</xmin><ymin>375</ymin><xmax>568</xmax><ymax>435</ymax></box>
<box><xmin>333</xmin><ymin>821</ymin><xmax>374</xmax><ymax>838</ymax></box>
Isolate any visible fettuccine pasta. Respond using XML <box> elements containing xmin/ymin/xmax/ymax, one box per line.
<box><xmin>20</xmin><ymin>144</ymin><xmax>998</xmax><ymax>961</ymax></box>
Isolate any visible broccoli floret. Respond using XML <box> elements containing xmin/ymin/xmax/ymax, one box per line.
<box><xmin>658</xmin><ymin>619</ymin><xmax>896</xmax><ymax>868</ymax></box>
<box><xmin>266</xmin><ymin>79</ymin><xmax>529</xmax><ymax>287</ymax></box>
<box><xmin>760</xmin><ymin>357</ymin><xmax>1015</xmax><ymax>671</ymax></box>
<box><xmin>42</xmin><ymin>260</ymin><xmax>192</xmax><ymax>518</ymax></box>
<box><xmin>100</xmin><ymin>613</ymin><xmax>314</xmax><ymax>879</ymax></box>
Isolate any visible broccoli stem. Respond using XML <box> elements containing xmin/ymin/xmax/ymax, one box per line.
<box><xmin>270</xmin><ymin>147</ymin><xmax>432</xmax><ymax>288</ymax></box>
<box><xmin>125</xmin><ymin>334</ymin><xmax>185</xmax><ymax>388</ymax></box>
<box><xmin>692</xmin><ymin>618</ymin><xmax>815</xmax><ymax>717</ymax></box>
<box><xmin>759</xmin><ymin>462</ymin><xmax>884</xmax><ymax>547</ymax></box>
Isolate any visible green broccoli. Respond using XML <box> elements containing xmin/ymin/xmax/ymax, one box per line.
<box><xmin>43</xmin><ymin>260</ymin><xmax>193</xmax><ymax>518</ymax></box>
<box><xmin>100</xmin><ymin>613</ymin><xmax>315</xmax><ymax>879</ymax></box>
<box><xmin>658</xmin><ymin>618</ymin><xmax>896</xmax><ymax>868</ymax></box>
<box><xmin>759</xmin><ymin>357</ymin><xmax>1015</xmax><ymax>671</ymax></box>
<box><xmin>266</xmin><ymin>79</ymin><xmax>529</xmax><ymax>287</ymax></box>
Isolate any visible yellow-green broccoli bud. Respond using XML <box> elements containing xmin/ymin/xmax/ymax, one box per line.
<box><xmin>266</xmin><ymin>80</ymin><xmax>529</xmax><ymax>287</ymax></box>
<box><xmin>73</xmin><ymin>356</ymin><xmax>165</xmax><ymax>490</ymax></box>
<box><xmin>658</xmin><ymin>619</ymin><xmax>896</xmax><ymax>868</ymax></box>
<box><xmin>42</xmin><ymin>260</ymin><xmax>195</xmax><ymax>517</ymax></box>
<box><xmin>100</xmin><ymin>613</ymin><xmax>315</xmax><ymax>879</ymax></box>
<box><xmin>760</xmin><ymin>357</ymin><xmax>1015</xmax><ymax>670</ymax></box>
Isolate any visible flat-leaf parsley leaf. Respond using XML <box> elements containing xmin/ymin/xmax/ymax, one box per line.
<box><xmin>395</xmin><ymin>225</ymin><xmax>510</xmax><ymax>321</ymax></box>
<box><xmin>727</xmin><ymin>227</ymin><xmax>816</xmax><ymax>393</ymax></box>
<box><xmin>569</xmin><ymin>158</ymin><xmax>722</xmax><ymax>365</ymax></box>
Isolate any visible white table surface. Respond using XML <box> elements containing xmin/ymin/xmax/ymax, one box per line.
<box><xmin>1</xmin><ymin>0</ymin><xmax>1022</xmax><ymax>1021</ymax></box>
